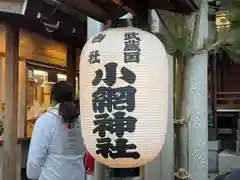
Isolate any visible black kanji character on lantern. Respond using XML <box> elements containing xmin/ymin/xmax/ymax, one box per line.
<box><xmin>92</xmin><ymin>62</ymin><xmax>117</xmax><ymax>86</ymax></box>
<box><xmin>124</xmin><ymin>32</ymin><xmax>140</xmax><ymax>41</ymax></box>
<box><xmin>92</xmin><ymin>63</ymin><xmax>136</xmax><ymax>86</ymax></box>
<box><xmin>124</xmin><ymin>39</ymin><xmax>140</xmax><ymax>52</ymax></box>
<box><xmin>96</xmin><ymin>137</ymin><xmax>111</xmax><ymax>159</ymax></box>
<box><xmin>92</xmin><ymin>33</ymin><xmax>106</xmax><ymax>44</ymax></box>
<box><xmin>92</xmin><ymin>85</ymin><xmax>136</xmax><ymax>113</ymax></box>
<box><xmin>112</xmin><ymin>138</ymin><xmax>140</xmax><ymax>159</ymax></box>
<box><xmin>93</xmin><ymin>111</ymin><xmax>137</xmax><ymax>138</ymax></box>
<box><xmin>124</xmin><ymin>32</ymin><xmax>141</xmax><ymax>63</ymax></box>
<box><xmin>88</xmin><ymin>50</ymin><xmax>100</xmax><ymax>64</ymax></box>
<box><xmin>124</xmin><ymin>52</ymin><xmax>140</xmax><ymax>63</ymax></box>
<box><xmin>96</xmin><ymin>137</ymin><xmax>140</xmax><ymax>159</ymax></box>
<box><xmin>119</xmin><ymin>66</ymin><xmax>136</xmax><ymax>84</ymax></box>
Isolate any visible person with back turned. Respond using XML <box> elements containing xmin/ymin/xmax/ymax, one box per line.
<box><xmin>27</xmin><ymin>81</ymin><xmax>85</xmax><ymax>180</ymax></box>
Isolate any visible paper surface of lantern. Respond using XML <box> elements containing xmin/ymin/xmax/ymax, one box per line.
<box><xmin>79</xmin><ymin>27</ymin><xmax>169</xmax><ymax>168</ymax></box>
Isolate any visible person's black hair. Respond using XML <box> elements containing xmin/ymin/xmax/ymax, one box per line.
<box><xmin>51</xmin><ymin>81</ymin><xmax>79</xmax><ymax>123</ymax></box>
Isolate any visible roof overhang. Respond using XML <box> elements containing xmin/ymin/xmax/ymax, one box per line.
<box><xmin>50</xmin><ymin>0</ymin><xmax>127</xmax><ymax>22</ymax></box>
<box><xmin>0</xmin><ymin>0</ymin><xmax>199</xmax><ymax>47</ymax></box>
<box><xmin>0</xmin><ymin>0</ymin><xmax>25</xmax><ymax>14</ymax></box>
<box><xmin>0</xmin><ymin>0</ymin><xmax>86</xmax><ymax>48</ymax></box>
<box><xmin>56</xmin><ymin>0</ymin><xmax>199</xmax><ymax>23</ymax></box>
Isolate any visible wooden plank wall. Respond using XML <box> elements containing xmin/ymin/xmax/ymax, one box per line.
<box><xmin>223</xmin><ymin>63</ymin><xmax>240</xmax><ymax>92</ymax></box>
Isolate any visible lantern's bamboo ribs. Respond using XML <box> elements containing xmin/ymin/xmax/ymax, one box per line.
<box><xmin>81</xmin><ymin>27</ymin><xmax>168</xmax><ymax>169</ymax></box>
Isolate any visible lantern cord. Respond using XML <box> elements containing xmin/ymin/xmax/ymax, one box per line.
<box><xmin>174</xmin><ymin>168</ymin><xmax>190</xmax><ymax>180</ymax></box>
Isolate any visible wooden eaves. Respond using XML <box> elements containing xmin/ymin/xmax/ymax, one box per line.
<box><xmin>0</xmin><ymin>0</ymin><xmax>87</xmax><ymax>48</ymax></box>
<box><xmin>57</xmin><ymin>0</ymin><xmax>199</xmax><ymax>23</ymax></box>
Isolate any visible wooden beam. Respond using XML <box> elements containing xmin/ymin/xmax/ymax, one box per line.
<box><xmin>63</xmin><ymin>0</ymin><xmax>126</xmax><ymax>22</ymax></box>
<box><xmin>66</xmin><ymin>45</ymin><xmax>76</xmax><ymax>93</ymax></box>
<box><xmin>66</xmin><ymin>0</ymin><xmax>107</xmax><ymax>22</ymax></box>
<box><xmin>2</xmin><ymin>23</ymin><xmax>19</xmax><ymax>180</ymax></box>
<box><xmin>0</xmin><ymin>1</ymin><xmax>24</xmax><ymax>14</ymax></box>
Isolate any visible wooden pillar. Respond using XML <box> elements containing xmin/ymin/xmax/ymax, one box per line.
<box><xmin>2</xmin><ymin>24</ymin><xmax>19</xmax><ymax>180</ymax></box>
<box><xmin>18</xmin><ymin>60</ymin><xmax>28</xmax><ymax>138</ymax></box>
<box><xmin>0</xmin><ymin>57</ymin><xmax>5</xmax><ymax>103</ymax></box>
<box><xmin>67</xmin><ymin>45</ymin><xmax>76</xmax><ymax>93</ymax></box>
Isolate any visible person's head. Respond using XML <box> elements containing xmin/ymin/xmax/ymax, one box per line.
<box><xmin>51</xmin><ymin>81</ymin><xmax>79</xmax><ymax>123</ymax></box>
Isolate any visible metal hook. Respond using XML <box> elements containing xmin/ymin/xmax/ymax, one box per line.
<box><xmin>43</xmin><ymin>21</ymin><xmax>60</xmax><ymax>32</ymax></box>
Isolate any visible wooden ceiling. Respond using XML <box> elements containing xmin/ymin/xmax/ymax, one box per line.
<box><xmin>22</xmin><ymin>0</ymin><xmax>86</xmax><ymax>47</ymax></box>
<box><xmin>61</xmin><ymin>0</ymin><xmax>126</xmax><ymax>22</ymax></box>
<box><xmin>0</xmin><ymin>0</ymin><xmax>87</xmax><ymax>48</ymax></box>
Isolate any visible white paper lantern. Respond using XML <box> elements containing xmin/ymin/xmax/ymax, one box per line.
<box><xmin>80</xmin><ymin>27</ymin><xmax>169</xmax><ymax>168</ymax></box>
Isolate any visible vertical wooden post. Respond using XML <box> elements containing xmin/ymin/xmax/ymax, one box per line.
<box><xmin>18</xmin><ymin>60</ymin><xmax>28</xmax><ymax>138</ymax></box>
<box><xmin>0</xmin><ymin>57</ymin><xmax>5</xmax><ymax>117</ymax></box>
<box><xmin>2</xmin><ymin>24</ymin><xmax>19</xmax><ymax>180</ymax></box>
<box><xmin>0</xmin><ymin>58</ymin><xmax>5</xmax><ymax>104</ymax></box>
<box><xmin>67</xmin><ymin>45</ymin><xmax>76</xmax><ymax>93</ymax></box>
